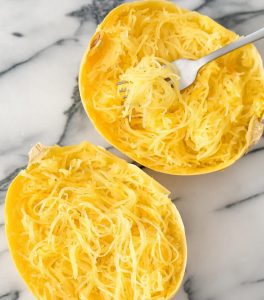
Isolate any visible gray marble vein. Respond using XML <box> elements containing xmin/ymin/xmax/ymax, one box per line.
<box><xmin>183</xmin><ymin>277</ymin><xmax>196</xmax><ymax>300</ymax></box>
<box><xmin>0</xmin><ymin>291</ymin><xmax>20</xmax><ymax>300</ymax></box>
<box><xmin>216</xmin><ymin>191</ymin><xmax>264</xmax><ymax>210</ymax></box>
<box><xmin>0</xmin><ymin>38</ymin><xmax>79</xmax><ymax>78</ymax></box>
<box><xmin>215</xmin><ymin>9</ymin><xmax>264</xmax><ymax>29</ymax></box>
<box><xmin>68</xmin><ymin>0</ymin><xmax>124</xmax><ymax>24</ymax></box>
<box><xmin>0</xmin><ymin>166</ymin><xmax>25</xmax><ymax>194</ymax></box>
<box><xmin>0</xmin><ymin>0</ymin><xmax>264</xmax><ymax>299</ymax></box>
<box><xmin>11</xmin><ymin>33</ymin><xmax>24</xmax><ymax>38</ymax></box>
<box><xmin>247</xmin><ymin>146</ymin><xmax>264</xmax><ymax>156</ymax></box>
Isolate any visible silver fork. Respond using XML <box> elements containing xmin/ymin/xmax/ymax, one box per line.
<box><xmin>118</xmin><ymin>27</ymin><xmax>264</xmax><ymax>92</ymax></box>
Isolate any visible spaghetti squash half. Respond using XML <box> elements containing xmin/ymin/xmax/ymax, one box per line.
<box><xmin>79</xmin><ymin>0</ymin><xmax>264</xmax><ymax>175</ymax></box>
<box><xmin>5</xmin><ymin>142</ymin><xmax>186</xmax><ymax>300</ymax></box>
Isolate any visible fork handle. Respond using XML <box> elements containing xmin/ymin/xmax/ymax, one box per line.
<box><xmin>198</xmin><ymin>27</ymin><xmax>264</xmax><ymax>66</ymax></box>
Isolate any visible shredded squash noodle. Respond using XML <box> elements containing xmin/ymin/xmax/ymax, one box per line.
<box><xmin>80</xmin><ymin>0</ymin><xmax>264</xmax><ymax>174</ymax></box>
<box><xmin>5</xmin><ymin>142</ymin><xmax>186</xmax><ymax>300</ymax></box>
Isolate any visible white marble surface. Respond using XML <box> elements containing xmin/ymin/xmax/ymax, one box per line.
<box><xmin>0</xmin><ymin>0</ymin><xmax>264</xmax><ymax>299</ymax></box>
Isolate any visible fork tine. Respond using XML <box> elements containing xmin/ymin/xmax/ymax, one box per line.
<box><xmin>164</xmin><ymin>77</ymin><xmax>174</xmax><ymax>88</ymax></box>
<box><xmin>117</xmin><ymin>80</ymin><xmax>128</xmax><ymax>85</ymax></box>
<box><xmin>119</xmin><ymin>87</ymin><xmax>127</xmax><ymax>93</ymax></box>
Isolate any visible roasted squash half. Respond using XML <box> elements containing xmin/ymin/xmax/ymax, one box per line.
<box><xmin>79</xmin><ymin>0</ymin><xmax>264</xmax><ymax>175</ymax></box>
<box><xmin>5</xmin><ymin>142</ymin><xmax>186</xmax><ymax>300</ymax></box>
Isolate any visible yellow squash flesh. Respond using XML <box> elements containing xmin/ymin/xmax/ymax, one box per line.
<box><xmin>5</xmin><ymin>142</ymin><xmax>186</xmax><ymax>300</ymax></box>
<box><xmin>79</xmin><ymin>0</ymin><xmax>264</xmax><ymax>175</ymax></box>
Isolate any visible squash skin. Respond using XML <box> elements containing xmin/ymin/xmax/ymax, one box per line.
<box><xmin>5</xmin><ymin>142</ymin><xmax>187</xmax><ymax>300</ymax></box>
<box><xmin>5</xmin><ymin>175</ymin><xmax>31</xmax><ymax>281</ymax></box>
<box><xmin>79</xmin><ymin>0</ymin><xmax>264</xmax><ymax>175</ymax></box>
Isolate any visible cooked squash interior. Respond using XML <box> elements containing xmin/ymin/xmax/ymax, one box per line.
<box><xmin>5</xmin><ymin>142</ymin><xmax>186</xmax><ymax>300</ymax></box>
<box><xmin>80</xmin><ymin>0</ymin><xmax>264</xmax><ymax>174</ymax></box>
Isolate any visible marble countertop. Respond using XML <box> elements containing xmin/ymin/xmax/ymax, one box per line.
<box><xmin>0</xmin><ymin>0</ymin><xmax>264</xmax><ymax>299</ymax></box>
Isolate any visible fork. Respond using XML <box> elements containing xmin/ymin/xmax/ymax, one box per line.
<box><xmin>118</xmin><ymin>27</ymin><xmax>264</xmax><ymax>92</ymax></box>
